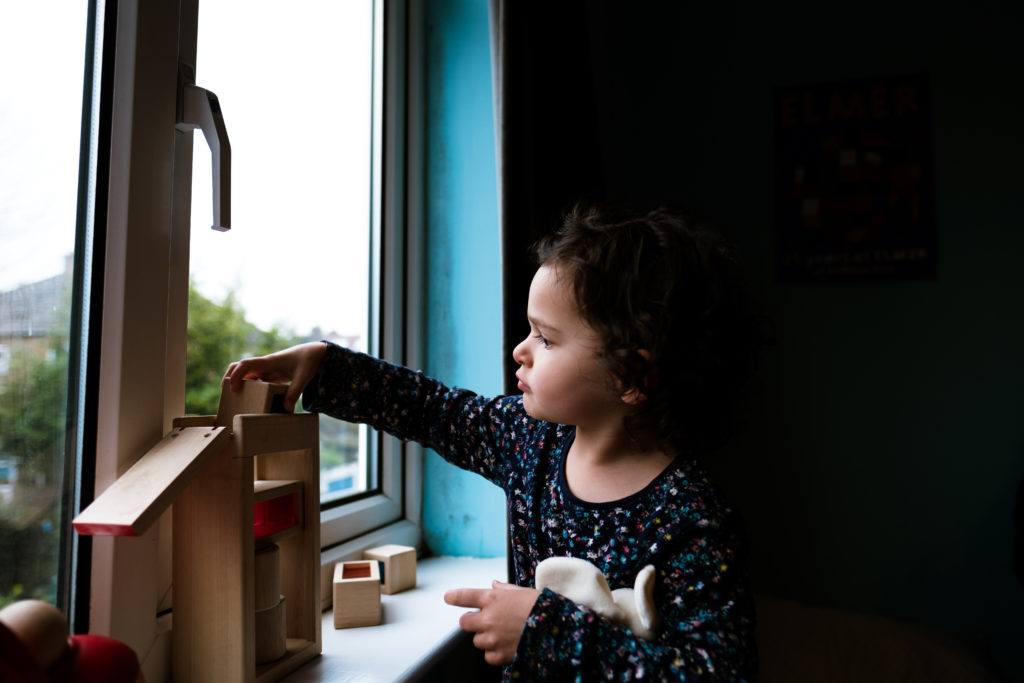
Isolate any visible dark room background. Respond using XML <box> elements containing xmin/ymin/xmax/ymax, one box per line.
<box><xmin>497</xmin><ymin>1</ymin><xmax>1024</xmax><ymax>678</ymax></box>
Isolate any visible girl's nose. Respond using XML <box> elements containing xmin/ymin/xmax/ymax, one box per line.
<box><xmin>512</xmin><ymin>337</ymin><xmax>530</xmax><ymax>366</ymax></box>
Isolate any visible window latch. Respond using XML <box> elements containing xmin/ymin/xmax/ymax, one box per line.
<box><xmin>176</xmin><ymin>80</ymin><xmax>231</xmax><ymax>232</ymax></box>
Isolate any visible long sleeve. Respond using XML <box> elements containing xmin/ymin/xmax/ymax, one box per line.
<box><xmin>302</xmin><ymin>342</ymin><xmax>756</xmax><ymax>681</ymax></box>
<box><xmin>302</xmin><ymin>342</ymin><xmax>520</xmax><ymax>488</ymax></box>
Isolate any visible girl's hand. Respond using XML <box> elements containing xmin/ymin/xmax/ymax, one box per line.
<box><xmin>223</xmin><ymin>341</ymin><xmax>327</xmax><ymax>412</ymax></box>
<box><xmin>444</xmin><ymin>581</ymin><xmax>541</xmax><ymax>666</ymax></box>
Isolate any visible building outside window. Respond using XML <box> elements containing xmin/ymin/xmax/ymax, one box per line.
<box><xmin>0</xmin><ymin>5</ymin><xmax>90</xmax><ymax>612</ymax></box>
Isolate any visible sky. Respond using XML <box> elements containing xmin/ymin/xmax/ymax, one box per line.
<box><xmin>0</xmin><ymin>4</ymin><xmax>87</xmax><ymax>292</ymax></box>
<box><xmin>1</xmin><ymin>1</ymin><xmax>373</xmax><ymax>342</ymax></box>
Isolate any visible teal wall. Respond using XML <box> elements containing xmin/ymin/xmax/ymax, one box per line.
<box><xmin>420</xmin><ymin>0</ymin><xmax>506</xmax><ymax>558</ymax></box>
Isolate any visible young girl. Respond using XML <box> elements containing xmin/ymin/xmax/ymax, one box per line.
<box><xmin>225</xmin><ymin>205</ymin><xmax>764</xmax><ymax>680</ymax></box>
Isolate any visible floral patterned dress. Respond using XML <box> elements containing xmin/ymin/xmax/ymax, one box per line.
<box><xmin>304</xmin><ymin>343</ymin><xmax>756</xmax><ymax>681</ymax></box>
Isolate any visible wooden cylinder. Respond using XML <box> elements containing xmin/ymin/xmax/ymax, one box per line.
<box><xmin>254</xmin><ymin>595</ymin><xmax>286</xmax><ymax>665</ymax></box>
<box><xmin>254</xmin><ymin>543</ymin><xmax>280</xmax><ymax>611</ymax></box>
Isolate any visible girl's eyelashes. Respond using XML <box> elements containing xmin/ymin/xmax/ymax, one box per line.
<box><xmin>533</xmin><ymin>333</ymin><xmax>552</xmax><ymax>348</ymax></box>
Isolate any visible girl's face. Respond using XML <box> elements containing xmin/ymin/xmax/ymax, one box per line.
<box><xmin>512</xmin><ymin>264</ymin><xmax>626</xmax><ymax>428</ymax></box>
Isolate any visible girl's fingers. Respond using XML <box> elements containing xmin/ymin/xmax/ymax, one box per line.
<box><xmin>223</xmin><ymin>342</ymin><xmax>328</xmax><ymax>410</ymax></box>
<box><xmin>444</xmin><ymin>587</ymin><xmax>488</xmax><ymax>609</ymax></box>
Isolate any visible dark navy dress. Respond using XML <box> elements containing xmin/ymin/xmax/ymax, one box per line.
<box><xmin>304</xmin><ymin>343</ymin><xmax>756</xmax><ymax>681</ymax></box>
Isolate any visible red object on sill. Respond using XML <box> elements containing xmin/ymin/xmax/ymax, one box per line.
<box><xmin>60</xmin><ymin>635</ymin><xmax>142</xmax><ymax>683</ymax></box>
<box><xmin>254</xmin><ymin>491</ymin><xmax>299</xmax><ymax>540</ymax></box>
<box><xmin>0</xmin><ymin>619</ymin><xmax>141</xmax><ymax>683</ymax></box>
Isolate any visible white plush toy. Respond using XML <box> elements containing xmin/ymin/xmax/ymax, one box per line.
<box><xmin>535</xmin><ymin>556</ymin><xmax>660</xmax><ymax>640</ymax></box>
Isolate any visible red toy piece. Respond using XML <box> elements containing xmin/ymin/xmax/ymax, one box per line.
<box><xmin>0</xmin><ymin>600</ymin><xmax>143</xmax><ymax>683</ymax></box>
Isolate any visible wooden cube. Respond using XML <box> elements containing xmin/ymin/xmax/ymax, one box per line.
<box><xmin>333</xmin><ymin>561</ymin><xmax>381</xmax><ymax>628</ymax></box>
<box><xmin>363</xmin><ymin>544</ymin><xmax>417</xmax><ymax>595</ymax></box>
<box><xmin>215</xmin><ymin>378</ymin><xmax>288</xmax><ymax>427</ymax></box>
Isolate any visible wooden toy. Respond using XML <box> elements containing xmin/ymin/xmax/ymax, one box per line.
<box><xmin>253</xmin><ymin>595</ymin><xmax>286</xmax><ymax>665</ymax></box>
<box><xmin>73</xmin><ymin>379</ymin><xmax>321</xmax><ymax>683</ymax></box>
<box><xmin>254</xmin><ymin>544</ymin><xmax>282</xmax><ymax>612</ymax></box>
<box><xmin>363</xmin><ymin>544</ymin><xmax>417</xmax><ymax>595</ymax></box>
<box><xmin>71</xmin><ymin>425</ymin><xmax>229</xmax><ymax>536</ymax></box>
<box><xmin>332</xmin><ymin>561</ymin><xmax>381</xmax><ymax>628</ymax></box>
<box><xmin>254</xmin><ymin>480</ymin><xmax>302</xmax><ymax>543</ymax></box>
<box><xmin>253</xmin><ymin>544</ymin><xmax>285</xmax><ymax>665</ymax></box>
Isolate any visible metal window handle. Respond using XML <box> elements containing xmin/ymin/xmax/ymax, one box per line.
<box><xmin>177</xmin><ymin>84</ymin><xmax>231</xmax><ymax>232</ymax></box>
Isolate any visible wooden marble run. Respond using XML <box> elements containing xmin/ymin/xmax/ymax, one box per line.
<box><xmin>73</xmin><ymin>380</ymin><xmax>321</xmax><ymax>683</ymax></box>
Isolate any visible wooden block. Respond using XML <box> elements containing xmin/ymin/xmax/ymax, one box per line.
<box><xmin>332</xmin><ymin>561</ymin><xmax>380</xmax><ymax>629</ymax></box>
<box><xmin>363</xmin><ymin>544</ymin><xmax>417</xmax><ymax>595</ymax></box>
<box><xmin>254</xmin><ymin>595</ymin><xmax>286</xmax><ymax>665</ymax></box>
<box><xmin>173</xmin><ymin>415</ymin><xmax>217</xmax><ymax>428</ymax></box>
<box><xmin>172</xmin><ymin>436</ymin><xmax>254</xmax><ymax>682</ymax></box>
<box><xmin>72</xmin><ymin>425</ymin><xmax>228</xmax><ymax>536</ymax></box>
<box><xmin>235</xmin><ymin>413</ymin><xmax>319</xmax><ymax>458</ymax></box>
<box><xmin>216</xmin><ymin>378</ymin><xmax>288</xmax><ymax>428</ymax></box>
<box><xmin>254</xmin><ymin>544</ymin><xmax>281</xmax><ymax>611</ymax></box>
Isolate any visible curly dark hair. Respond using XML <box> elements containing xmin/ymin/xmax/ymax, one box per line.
<box><xmin>531</xmin><ymin>204</ymin><xmax>768</xmax><ymax>457</ymax></box>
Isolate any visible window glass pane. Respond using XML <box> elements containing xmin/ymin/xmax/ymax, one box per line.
<box><xmin>0</xmin><ymin>4</ymin><xmax>90</xmax><ymax>608</ymax></box>
<box><xmin>188</xmin><ymin>1</ymin><xmax>375</xmax><ymax>505</ymax></box>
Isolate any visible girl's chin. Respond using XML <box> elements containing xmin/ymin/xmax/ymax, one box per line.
<box><xmin>520</xmin><ymin>396</ymin><xmax>541</xmax><ymax>419</ymax></box>
<box><xmin>521</xmin><ymin>397</ymin><xmax>556</xmax><ymax>424</ymax></box>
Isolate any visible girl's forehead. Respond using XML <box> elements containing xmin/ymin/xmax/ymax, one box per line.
<box><xmin>530</xmin><ymin>264</ymin><xmax>574</xmax><ymax>309</ymax></box>
<box><xmin>533</xmin><ymin>262</ymin><xmax>575</xmax><ymax>288</ymax></box>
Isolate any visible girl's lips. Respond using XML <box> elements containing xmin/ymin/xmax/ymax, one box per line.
<box><xmin>518</xmin><ymin>380</ymin><xmax>528</xmax><ymax>392</ymax></box>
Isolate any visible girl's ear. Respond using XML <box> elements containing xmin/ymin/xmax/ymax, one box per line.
<box><xmin>620</xmin><ymin>349</ymin><xmax>652</xmax><ymax>405</ymax></box>
<box><xmin>621</xmin><ymin>387</ymin><xmax>647</xmax><ymax>405</ymax></box>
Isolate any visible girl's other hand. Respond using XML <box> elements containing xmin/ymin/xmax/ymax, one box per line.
<box><xmin>223</xmin><ymin>341</ymin><xmax>327</xmax><ymax>412</ymax></box>
<box><xmin>444</xmin><ymin>581</ymin><xmax>540</xmax><ymax>666</ymax></box>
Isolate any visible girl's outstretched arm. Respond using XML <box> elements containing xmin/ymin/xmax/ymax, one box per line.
<box><xmin>224</xmin><ymin>341</ymin><xmax>327</xmax><ymax>412</ymax></box>
<box><xmin>301</xmin><ymin>343</ymin><xmax>520</xmax><ymax>487</ymax></box>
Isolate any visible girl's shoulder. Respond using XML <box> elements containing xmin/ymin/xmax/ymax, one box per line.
<box><xmin>653</xmin><ymin>459</ymin><xmax>738</xmax><ymax>532</ymax></box>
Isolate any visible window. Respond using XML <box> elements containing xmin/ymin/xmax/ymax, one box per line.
<box><xmin>187</xmin><ymin>1</ymin><xmax>375</xmax><ymax>506</ymax></box>
<box><xmin>10</xmin><ymin>0</ymin><xmax>421</xmax><ymax>671</ymax></box>
<box><xmin>0</xmin><ymin>3</ymin><xmax>94</xmax><ymax>617</ymax></box>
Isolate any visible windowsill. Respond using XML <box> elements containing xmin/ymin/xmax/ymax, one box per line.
<box><xmin>283</xmin><ymin>555</ymin><xmax>508</xmax><ymax>682</ymax></box>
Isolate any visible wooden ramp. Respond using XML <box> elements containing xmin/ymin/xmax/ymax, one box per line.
<box><xmin>72</xmin><ymin>425</ymin><xmax>228</xmax><ymax>536</ymax></box>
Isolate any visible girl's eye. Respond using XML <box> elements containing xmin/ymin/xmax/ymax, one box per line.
<box><xmin>533</xmin><ymin>334</ymin><xmax>552</xmax><ymax>348</ymax></box>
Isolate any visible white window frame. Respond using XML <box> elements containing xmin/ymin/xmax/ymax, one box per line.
<box><xmin>319</xmin><ymin>0</ymin><xmax>421</xmax><ymax>553</ymax></box>
<box><xmin>87</xmin><ymin>0</ymin><xmax>420</xmax><ymax>676</ymax></box>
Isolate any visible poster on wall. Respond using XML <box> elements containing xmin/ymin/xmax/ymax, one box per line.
<box><xmin>773</xmin><ymin>74</ymin><xmax>936</xmax><ymax>283</ymax></box>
